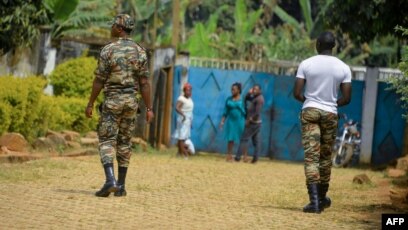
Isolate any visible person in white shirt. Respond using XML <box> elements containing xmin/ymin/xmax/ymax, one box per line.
<box><xmin>294</xmin><ymin>31</ymin><xmax>352</xmax><ymax>214</ymax></box>
<box><xmin>174</xmin><ymin>83</ymin><xmax>194</xmax><ymax>159</ymax></box>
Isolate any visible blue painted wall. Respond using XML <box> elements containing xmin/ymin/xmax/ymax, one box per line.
<box><xmin>172</xmin><ymin>66</ymin><xmax>405</xmax><ymax>164</ymax></box>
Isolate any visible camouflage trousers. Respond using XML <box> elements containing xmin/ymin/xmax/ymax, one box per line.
<box><xmin>97</xmin><ymin>94</ymin><xmax>138</xmax><ymax>167</ymax></box>
<box><xmin>301</xmin><ymin>107</ymin><xmax>338</xmax><ymax>185</ymax></box>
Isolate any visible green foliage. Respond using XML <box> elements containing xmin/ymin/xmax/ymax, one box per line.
<box><xmin>324</xmin><ymin>0</ymin><xmax>408</xmax><ymax>43</ymax></box>
<box><xmin>0</xmin><ymin>76</ymin><xmax>47</xmax><ymax>140</ymax></box>
<box><xmin>44</xmin><ymin>0</ymin><xmax>114</xmax><ymax>39</ymax></box>
<box><xmin>259</xmin><ymin>25</ymin><xmax>315</xmax><ymax>62</ymax></box>
<box><xmin>0</xmin><ymin>75</ymin><xmax>98</xmax><ymax>141</ymax></box>
<box><xmin>270</xmin><ymin>0</ymin><xmax>334</xmax><ymax>38</ymax></box>
<box><xmin>299</xmin><ymin>0</ymin><xmax>312</xmax><ymax>33</ymax></box>
<box><xmin>43</xmin><ymin>0</ymin><xmax>78</xmax><ymax>21</ymax></box>
<box><xmin>41</xmin><ymin>96</ymin><xmax>98</xmax><ymax>133</ymax></box>
<box><xmin>181</xmin><ymin>0</ymin><xmax>320</xmax><ymax>62</ymax></box>
<box><xmin>119</xmin><ymin>0</ymin><xmax>172</xmax><ymax>46</ymax></box>
<box><xmin>0</xmin><ymin>102</ymin><xmax>11</xmax><ymax>135</ymax></box>
<box><xmin>182</xmin><ymin>0</ymin><xmax>264</xmax><ymax>61</ymax></box>
<box><xmin>388</xmin><ymin>27</ymin><xmax>408</xmax><ymax>119</ymax></box>
<box><xmin>273</xmin><ymin>6</ymin><xmax>300</xmax><ymax>31</ymax></box>
<box><xmin>0</xmin><ymin>0</ymin><xmax>48</xmax><ymax>54</ymax></box>
<box><xmin>233</xmin><ymin>0</ymin><xmax>262</xmax><ymax>59</ymax></box>
<box><xmin>322</xmin><ymin>0</ymin><xmax>406</xmax><ymax>67</ymax></box>
<box><xmin>181</xmin><ymin>6</ymin><xmax>230</xmax><ymax>58</ymax></box>
<box><xmin>49</xmin><ymin>56</ymin><xmax>98</xmax><ymax>98</ymax></box>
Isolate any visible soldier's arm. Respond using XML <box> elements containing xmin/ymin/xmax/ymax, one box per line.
<box><xmin>88</xmin><ymin>79</ymin><xmax>103</xmax><ymax>106</ymax></box>
<box><xmin>337</xmin><ymin>67</ymin><xmax>352</xmax><ymax>107</ymax></box>
<box><xmin>294</xmin><ymin>78</ymin><xmax>306</xmax><ymax>103</ymax></box>
<box><xmin>337</xmin><ymin>83</ymin><xmax>352</xmax><ymax>107</ymax></box>
<box><xmin>86</xmin><ymin>49</ymin><xmax>109</xmax><ymax>118</ymax></box>
<box><xmin>140</xmin><ymin>76</ymin><xmax>152</xmax><ymax>109</ymax></box>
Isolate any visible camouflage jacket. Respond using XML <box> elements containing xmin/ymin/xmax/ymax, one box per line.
<box><xmin>94</xmin><ymin>37</ymin><xmax>149</xmax><ymax>96</ymax></box>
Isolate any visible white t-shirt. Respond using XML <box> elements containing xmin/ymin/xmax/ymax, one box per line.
<box><xmin>177</xmin><ymin>95</ymin><xmax>194</xmax><ymax>113</ymax></box>
<box><xmin>296</xmin><ymin>55</ymin><xmax>352</xmax><ymax>114</ymax></box>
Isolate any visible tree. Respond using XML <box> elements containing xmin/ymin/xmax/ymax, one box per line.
<box><xmin>181</xmin><ymin>0</ymin><xmax>263</xmax><ymax>61</ymax></box>
<box><xmin>323</xmin><ymin>0</ymin><xmax>408</xmax><ymax>66</ymax></box>
<box><xmin>324</xmin><ymin>0</ymin><xmax>408</xmax><ymax>43</ymax></box>
<box><xmin>181</xmin><ymin>5</ymin><xmax>231</xmax><ymax>58</ymax></box>
<box><xmin>44</xmin><ymin>0</ymin><xmax>114</xmax><ymax>39</ymax></box>
<box><xmin>271</xmin><ymin>0</ymin><xmax>335</xmax><ymax>38</ymax></box>
<box><xmin>116</xmin><ymin>0</ymin><xmax>172</xmax><ymax>46</ymax></box>
<box><xmin>0</xmin><ymin>0</ymin><xmax>48</xmax><ymax>54</ymax></box>
<box><xmin>388</xmin><ymin>27</ymin><xmax>408</xmax><ymax>119</ymax></box>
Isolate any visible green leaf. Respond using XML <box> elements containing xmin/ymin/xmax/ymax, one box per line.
<box><xmin>234</xmin><ymin>0</ymin><xmax>247</xmax><ymax>39</ymax></box>
<box><xmin>299</xmin><ymin>0</ymin><xmax>313</xmax><ymax>33</ymax></box>
<box><xmin>43</xmin><ymin>0</ymin><xmax>79</xmax><ymax>21</ymax></box>
<box><xmin>273</xmin><ymin>6</ymin><xmax>300</xmax><ymax>29</ymax></box>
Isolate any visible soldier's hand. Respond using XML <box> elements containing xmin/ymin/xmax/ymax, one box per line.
<box><xmin>85</xmin><ymin>106</ymin><xmax>93</xmax><ymax>118</ymax></box>
<box><xmin>146</xmin><ymin>111</ymin><xmax>154</xmax><ymax>123</ymax></box>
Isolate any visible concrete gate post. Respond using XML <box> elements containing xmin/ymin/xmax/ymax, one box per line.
<box><xmin>360</xmin><ymin>67</ymin><xmax>379</xmax><ymax>164</ymax></box>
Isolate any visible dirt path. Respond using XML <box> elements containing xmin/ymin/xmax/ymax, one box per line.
<box><xmin>0</xmin><ymin>150</ymin><xmax>400</xmax><ymax>229</ymax></box>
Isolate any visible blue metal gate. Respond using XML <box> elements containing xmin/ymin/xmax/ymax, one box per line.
<box><xmin>172</xmin><ymin>66</ymin><xmax>405</xmax><ymax>164</ymax></box>
<box><xmin>372</xmin><ymin>82</ymin><xmax>406</xmax><ymax>165</ymax></box>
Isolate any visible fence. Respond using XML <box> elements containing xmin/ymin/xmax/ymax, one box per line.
<box><xmin>189</xmin><ymin>57</ymin><xmax>403</xmax><ymax>81</ymax></box>
<box><xmin>170</xmin><ymin>57</ymin><xmax>406</xmax><ymax>165</ymax></box>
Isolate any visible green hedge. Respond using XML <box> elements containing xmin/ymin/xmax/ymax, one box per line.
<box><xmin>0</xmin><ymin>102</ymin><xmax>11</xmax><ymax>134</ymax></box>
<box><xmin>0</xmin><ymin>76</ymin><xmax>98</xmax><ymax>141</ymax></box>
<box><xmin>49</xmin><ymin>56</ymin><xmax>97</xmax><ymax>98</ymax></box>
<box><xmin>0</xmin><ymin>76</ymin><xmax>47</xmax><ymax>139</ymax></box>
<box><xmin>42</xmin><ymin>95</ymin><xmax>98</xmax><ymax>133</ymax></box>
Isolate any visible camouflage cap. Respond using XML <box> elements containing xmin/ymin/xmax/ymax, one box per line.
<box><xmin>109</xmin><ymin>14</ymin><xmax>135</xmax><ymax>30</ymax></box>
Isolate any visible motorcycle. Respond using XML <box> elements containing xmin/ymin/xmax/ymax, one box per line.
<box><xmin>332</xmin><ymin>114</ymin><xmax>361</xmax><ymax>168</ymax></box>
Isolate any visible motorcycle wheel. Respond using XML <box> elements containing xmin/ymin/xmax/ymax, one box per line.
<box><xmin>332</xmin><ymin>144</ymin><xmax>354</xmax><ymax>168</ymax></box>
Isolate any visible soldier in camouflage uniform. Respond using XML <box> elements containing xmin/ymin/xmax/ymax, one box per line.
<box><xmin>294</xmin><ymin>32</ymin><xmax>352</xmax><ymax>213</ymax></box>
<box><xmin>85</xmin><ymin>14</ymin><xmax>154</xmax><ymax>197</ymax></box>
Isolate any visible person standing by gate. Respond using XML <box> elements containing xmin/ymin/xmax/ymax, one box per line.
<box><xmin>294</xmin><ymin>31</ymin><xmax>352</xmax><ymax>213</ymax></box>
<box><xmin>174</xmin><ymin>83</ymin><xmax>194</xmax><ymax>159</ymax></box>
<box><xmin>219</xmin><ymin>82</ymin><xmax>246</xmax><ymax>162</ymax></box>
<box><xmin>85</xmin><ymin>14</ymin><xmax>154</xmax><ymax>197</ymax></box>
<box><xmin>234</xmin><ymin>84</ymin><xmax>264</xmax><ymax>164</ymax></box>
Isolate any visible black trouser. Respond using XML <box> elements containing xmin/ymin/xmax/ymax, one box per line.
<box><xmin>235</xmin><ymin>123</ymin><xmax>261</xmax><ymax>160</ymax></box>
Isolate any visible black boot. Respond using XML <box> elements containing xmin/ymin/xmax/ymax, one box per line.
<box><xmin>319</xmin><ymin>183</ymin><xmax>331</xmax><ymax>210</ymax></box>
<box><xmin>114</xmin><ymin>166</ymin><xmax>128</xmax><ymax>197</ymax></box>
<box><xmin>95</xmin><ymin>163</ymin><xmax>119</xmax><ymax>197</ymax></box>
<box><xmin>303</xmin><ymin>183</ymin><xmax>321</xmax><ymax>213</ymax></box>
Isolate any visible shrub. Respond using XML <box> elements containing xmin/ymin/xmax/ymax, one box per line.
<box><xmin>0</xmin><ymin>102</ymin><xmax>12</xmax><ymax>135</ymax></box>
<box><xmin>49</xmin><ymin>56</ymin><xmax>99</xmax><ymax>98</ymax></box>
<box><xmin>0</xmin><ymin>76</ymin><xmax>47</xmax><ymax>140</ymax></box>
<box><xmin>44</xmin><ymin>96</ymin><xmax>98</xmax><ymax>133</ymax></box>
<box><xmin>388</xmin><ymin>26</ymin><xmax>408</xmax><ymax>119</ymax></box>
<box><xmin>0</xmin><ymin>76</ymin><xmax>98</xmax><ymax>141</ymax></box>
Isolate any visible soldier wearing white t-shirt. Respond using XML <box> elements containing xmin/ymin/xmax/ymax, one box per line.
<box><xmin>294</xmin><ymin>31</ymin><xmax>352</xmax><ymax>214</ymax></box>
